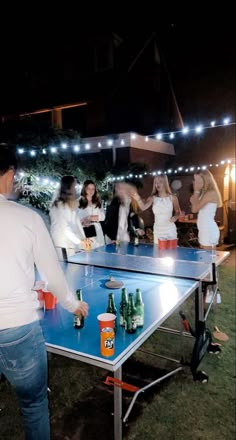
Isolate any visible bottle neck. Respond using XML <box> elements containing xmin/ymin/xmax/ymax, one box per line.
<box><xmin>76</xmin><ymin>290</ymin><xmax>83</xmax><ymax>301</ymax></box>
<box><xmin>121</xmin><ymin>291</ymin><xmax>128</xmax><ymax>303</ymax></box>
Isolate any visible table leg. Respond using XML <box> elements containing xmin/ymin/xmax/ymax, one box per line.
<box><xmin>114</xmin><ymin>366</ymin><xmax>122</xmax><ymax>440</ymax></box>
<box><xmin>195</xmin><ymin>282</ymin><xmax>204</xmax><ymax>328</ymax></box>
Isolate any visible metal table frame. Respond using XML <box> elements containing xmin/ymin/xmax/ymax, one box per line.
<box><xmin>44</xmin><ymin>277</ymin><xmax>200</xmax><ymax>440</ymax></box>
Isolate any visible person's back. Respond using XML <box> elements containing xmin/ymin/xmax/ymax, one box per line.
<box><xmin>0</xmin><ymin>147</ymin><xmax>88</xmax><ymax>439</ymax></box>
<box><xmin>0</xmin><ymin>199</ymin><xmax>43</xmax><ymax>329</ymax></box>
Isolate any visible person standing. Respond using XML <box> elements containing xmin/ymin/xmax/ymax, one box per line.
<box><xmin>0</xmin><ymin>147</ymin><xmax>88</xmax><ymax>439</ymax></box>
<box><xmin>78</xmin><ymin>180</ymin><xmax>105</xmax><ymax>248</ymax></box>
<box><xmin>190</xmin><ymin>169</ymin><xmax>222</xmax><ymax>249</ymax></box>
<box><xmin>132</xmin><ymin>175</ymin><xmax>181</xmax><ymax>244</ymax></box>
<box><xmin>50</xmin><ymin>175</ymin><xmax>87</xmax><ymax>258</ymax></box>
<box><xmin>104</xmin><ymin>182</ymin><xmax>143</xmax><ymax>243</ymax></box>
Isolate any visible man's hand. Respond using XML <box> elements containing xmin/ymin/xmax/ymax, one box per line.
<box><xmin>74</xmin><ymin>301</ymin><xmax>89</xmax><ymax>318</ymax></box>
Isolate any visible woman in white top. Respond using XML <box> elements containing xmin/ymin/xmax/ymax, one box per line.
<box><xmin>132</xmin><ymin>175</ymin><xmax>181</xmax><ymax>244</ymax></box>
<box><xmin>50</xmin><ymin>175</ymin><xmax>87</xmax><ymax>257</ymax></box>
<box><xmin>78</xmin><ymin>180</ymin><xmax>105</xmax><ymax>248</ymax></box>
<box><xmin>190</xmin><ymin>169</ymin><xmax>222</xmax><ymax>249</ymax></box>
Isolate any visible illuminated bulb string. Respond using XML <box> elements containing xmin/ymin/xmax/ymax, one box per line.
<box><xmin>16</xmin><ymin>116</ymin><xmax>235</xmax><ymax>157</ymax></box>
<box><xmin>16</xmin><ymin>158</ymin><xmax>234</xmax><ymax>186</ymax></box>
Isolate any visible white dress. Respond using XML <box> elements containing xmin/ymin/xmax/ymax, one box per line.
<box><xmin>50</xmin><ymin>202</ymin><xmax>85</xmax><ymax>257</ymax></box>
<box><xmin>152</xmin><ymin>196</ymin><xmax>177</xmax><ymax>243</ymax></box>
<box><xmin>78</xmin><ymin>204</ymin><xmax>105</xmax><ymax>248</ymax></box>
<box><xmin>197</xmin><ymin>202</ymin><xmax>219</xmax><ymax>246</ymax></box>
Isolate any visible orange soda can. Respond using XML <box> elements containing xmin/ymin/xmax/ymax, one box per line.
<box><xmin>100</xmin><ymin>327</ymin><xmax>115</xmax><ymax>357</ymax></box>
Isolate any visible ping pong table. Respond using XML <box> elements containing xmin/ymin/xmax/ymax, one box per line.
<box><xmin>42</xmin><ymin>244</ymin><xmax>229</xmax><ymax>439</ymax></box>
<box><xmin>68</xmin><ymin>243</ymin><xmax>229</xmax><ymax>322</ymax></box>
<box><xmin>41</xmin><ymin>262</ymin><xmax>199</xmax><ymax>440</ymax></box>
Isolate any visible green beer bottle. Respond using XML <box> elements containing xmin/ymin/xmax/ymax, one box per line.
<box><xmin>119</xmin><ymin>288</ymin><xmax>128</xmax><ymax>326</ymax></box>
<box><xmin>106</xmin><ymin>293</ymin><xmax>117</xmax><ymax>331</ymax></box>
<box><xmin>73</xmin><ymin>289</ymin><xmax>84</xmax><ymax>329</ymax></box>
<box><xmin>135</xmin><ymin>288</ymin><xmax>144</xmax><ymax>327</ymax></box>
<box><xmin>125</xmin><ymin>293</ymin><xmax>137</xmax><ymax>333</ymax></box>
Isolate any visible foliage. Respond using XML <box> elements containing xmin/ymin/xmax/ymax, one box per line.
<box><xmin>12</xmin><ymin>128</ymin><xmax>148</xmax><ymax>211</ymax></box>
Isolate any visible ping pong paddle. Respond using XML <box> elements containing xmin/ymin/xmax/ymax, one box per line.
<box><xmin>105</xmin><ymin>277</ymin><xmax>124</xmax><ymax>289</ymax></box>
<box><xmin>213</xmin><ymin>326</ymin><xmax>229</xmax><ymax>341</ymax></box>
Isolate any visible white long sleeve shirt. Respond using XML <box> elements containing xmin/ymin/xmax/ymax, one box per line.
<box><xmin>0</xmin><ymin>195</ymin><xmax>79</xmax><ymax>330</ymax></box>
<box><xmin>50</xmin><ymin>202</ymin><xmax>85</xmax><ymax>254</ymax></box>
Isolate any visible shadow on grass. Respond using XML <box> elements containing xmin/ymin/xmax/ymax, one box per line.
<box><xmin>51</xmin><ymin>357</ymin><xmax>175</xmax><ymax>440</ymax></box>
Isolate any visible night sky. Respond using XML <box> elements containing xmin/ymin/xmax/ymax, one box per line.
<box><xmin>1</xmin><ymin>26</ymin><xmax>235</xmax><ymax>117</ymax></box>
<box><xmin>0</xmin><ymin>26</ymin><xmax>235</xmax><ymax>164</ymax></box>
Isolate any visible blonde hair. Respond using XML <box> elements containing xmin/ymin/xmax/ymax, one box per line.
<box><xmin>198</xmin><ymin>169</ymin><xmax>222</xmax><ymax>207</ymax></box>
<box><xmin>152</xmin><ymin>174</ymin><xmax>172</xmax><ymax>196</ymax></box>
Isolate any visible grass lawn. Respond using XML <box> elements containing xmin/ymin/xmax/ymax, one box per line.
<box><xmin>0</xmin><ymin>250</ymin><xmax>235</xmax><ymax>439</ymax></box>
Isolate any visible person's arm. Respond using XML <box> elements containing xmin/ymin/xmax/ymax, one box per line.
<box><xmin>97</xmin><ymin>206</ymin><xmax>105</xmax><ymax>222</ymax></box>
<box><xmin>170</xmin><ymin>195</ymin><xmax>181</xmax><ymax>222</ymax></box>
<box><xmin>190</xmin><ymin>191</ymin><xmax>215</xmax><ymax>213</ymax></box>
<box><xmin>32</xmin><ymin>212</ymin><xmax>88</xmax><ymax>316</ymax></box>
<box><xmin>132</xmin><ymin>193</ymin><xmax>153</xmax><ymax>211</ymax></box>
<box><xmin>56</xmin><ymin>206</ymin><xmax>84</xmax><ymax>245</ymax></box>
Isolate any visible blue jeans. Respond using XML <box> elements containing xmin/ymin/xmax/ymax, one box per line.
<box><xmin>0</xmin><ymin>321</ymin><xmax>50</xmax><ymax>439</ymax></box>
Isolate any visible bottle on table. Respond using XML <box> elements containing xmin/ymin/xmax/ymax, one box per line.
<box><xmin>106</xmin><ymin>293</ymin><xmax>117</xmax><ymax>331</ymax></box>
<box><xmin>135</xmin><ymin>288</ymin><xmax>144</xmax><ymax>327</ymax></box>
<box><xmin>73</xmin><ymin>289</ymin><xmax>85</xmax><ymax>329</ymax></box>
<box><xmin>131</xmin><ymin>224</ymin><xmax>139</xmax><ymax>246</ymax></box>
<box><xmin>119</xmin><ymin>288</ymin><xmax>128</xmax><ymax>326</ymax></box>
<box><xmin>125</xmin><ymin>293</ymin><xmax>137</xmax><ymax>333</ymax></box>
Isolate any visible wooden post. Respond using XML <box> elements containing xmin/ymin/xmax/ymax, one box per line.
<box><xmin>51</xmin><ymin>109</ymin><xmax>62</xmax><ymax>129</ymax></box>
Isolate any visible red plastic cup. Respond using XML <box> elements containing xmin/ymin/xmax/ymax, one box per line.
<box><xmin>168</xmin><ymin>239</ymin><xmax>178</xmax><ymax>249</ymax></box>
<box><xmin>158</xmin><ymin>239</ymin><xmax>168</xmax><ymax>250</ymax></box>
<box><xmin>37</xmin><ymin>289</ymin><xmax>45</xmax><ymax>309</ymax></box>
<box><xmin>97</xmin><ymin>313</ymin><xmax>116</xmax><ymax>331</ymax></box>
<box><xmin>44</xmin><ymin>292</ymin><xmax>57</xmax><ymax>310</ymax></box>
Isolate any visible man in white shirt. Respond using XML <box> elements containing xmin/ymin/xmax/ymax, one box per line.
<box><xmin>0</xmin><ymin>147</ymin><xmax>88</xmax><ymax>440</ymax></box>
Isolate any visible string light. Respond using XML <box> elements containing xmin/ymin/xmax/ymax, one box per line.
<box><xmin>195</xmin><ymin>125</ymin><xmax>203</xmax><ymax>133</ymax></box>
<box><xmin>15</xmin><ymin>115</ymin><xmax>235</xmax><ymax>160</ymax></box>
<box><xmin>106</xmin><ymin>158</ymin><xmax>234</xmax><ymax>181</ymax></box>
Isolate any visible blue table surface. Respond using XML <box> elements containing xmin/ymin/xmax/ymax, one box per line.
<box><xmin>93</xmin><ymin>243</ymin><xmax>226</xmax><ymax>264</ymax></box>
<box><xmin>68</xmin><ymin>251</ymin><xmax>210</xmax><ymax>281</ymax></box>
<box><xmin>41</xmin><ymin>264</ymin><xmax>198</xmax><ymax>369</ymax></box>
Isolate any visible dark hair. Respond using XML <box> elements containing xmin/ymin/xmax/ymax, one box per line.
<box><xmin>52</xmin><ymin>175</ymin><xmax>77</xmax><ymax>207</ymax></box>
<box><xmin>79</xmin><ymin>179</ymin><xmax>101</xmax><ymax>209</ymax></box>
<box><xmin>0</xmin><ymin>146</ymin><xmax>17</xmax><ymax>176</ymax></box>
